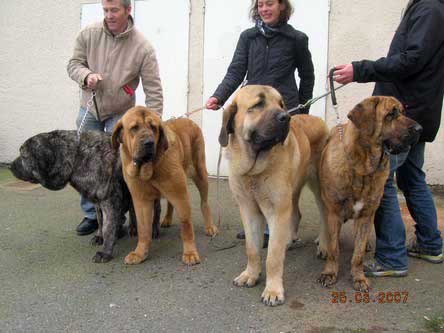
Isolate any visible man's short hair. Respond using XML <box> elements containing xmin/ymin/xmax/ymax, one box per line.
<box><xmin>120</xmin><ymin>0</ymin><xmax>131</xmax><ymax>9</ymax></box>
<box><xmin>103</xmin><ymin>0</ymin><xmax>131</xmax><ymax>9</ymax></box>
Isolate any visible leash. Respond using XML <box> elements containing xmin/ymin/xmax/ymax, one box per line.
<box><xmin>208</xmin><ymin>107</ymin><xmax>238</xmax><ymax>251</ymax></box>
<box><xmin>286</xmin><ymin>80</ymin><xmax>347</xmax><ymax>116</ymax></box>
<box><xmin>77</xmin><ymin>90</ymin><xmax>100</xmax><ymax>139</ymax></box>
<box><xmin>328</xmin><ymin>67</ymin><xmax>345</xmax><ymax>141</ymax></box>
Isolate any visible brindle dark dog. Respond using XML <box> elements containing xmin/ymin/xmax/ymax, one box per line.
<box><xmin>10</xmin><ymin>130</ymin><xmax>160</xmax><ymax>263</ymax></box>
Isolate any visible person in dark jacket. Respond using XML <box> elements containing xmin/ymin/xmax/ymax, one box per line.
<box><xmin>206</xmin><ymin>0</ymin><xmax>315</xmax><ymax>247</ymax></box>
<box><xmin>206</xmin><ymin>0</ymin><xmax>314</xmax><ymax>112</ymax></box>
<box><xmin>333</xmin><ymin>0</ymin><xmax>444</xmax><ymax>276</ymax></box>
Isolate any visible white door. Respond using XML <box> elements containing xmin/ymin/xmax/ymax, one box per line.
<box><xmin>134</xmin><ymin>1</ymin><xmax>189</xmax><ymax>119</ymax></box>
<box><xmin>202</xmin><ymin>0</ymin><xmax>330</xmax><ymax>176</ymax></box>
<box><xmin>80</xmin><ymin>1</ymin><xmax>189</xmax><ymax>120</ymax></box>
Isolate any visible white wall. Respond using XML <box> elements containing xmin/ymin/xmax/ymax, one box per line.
<box><xmin>0</xmin><ymin>0</ymin><xmax>442</xmax><ymax>184</ymax></box>
<box><xmin>0</xmin><ymin>1</ymin><xmax>80</xmax><ymax>161</ymax></box>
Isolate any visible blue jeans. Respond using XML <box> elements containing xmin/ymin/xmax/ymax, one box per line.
<box><xmin>374</xmin><ymin>142</ymin><xmax>442</xmax><ymax>270</ymax></box>
<box><xmin>76</xmin><ymin>107</ymin><xmax>123</xmax><ymax>219</ymax></box>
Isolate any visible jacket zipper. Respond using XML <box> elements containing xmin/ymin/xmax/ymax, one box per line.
<box><xmin>263</xmin><ymin>39</ymin><xmax>270</xmax><ymax>76</ymax></box>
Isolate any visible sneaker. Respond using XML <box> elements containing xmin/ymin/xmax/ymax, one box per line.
<box><xmin>363</xmin><ymin>259</ymin><xmax>408</xmax><ymax>277</ymax></box>
<box><xmin>407</xmin><ymin>243</ymin><xmax>443</xmax><ymax>264</ymax></box>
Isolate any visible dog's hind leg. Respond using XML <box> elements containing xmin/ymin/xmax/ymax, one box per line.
<box><xmin>92</xmin><ymin>204</ymin><xmax>117</xmax><ymax>263</ymax></box>
<box><xmin>161</xmin><ymin>201</ymin><xmax>174</xmax><ymax>228</ymax></box>
<box><xmin>128</xmin><ymin>201</ymin><xmax>138</xmax><ymax>237</ymax></box>
<box><xmin>191</xmin><ymin>169</ymin><xmax>218</xmax><ymax>237</ymax></box>
<box><xmin>152</xmin><ymin>199</ymin><xmax>161</xmax><ymax>239</ymax></box>
<box><xmin>318</xmin><ymin>210</ymin><xmax>342</xmax><ymax>288</ymax></box>
<box><xmin>289</xmin><ymin>185</ymin><xmax>303</xmax><ymax>244</ymax></box>
<box><xmin>306</xmin><ymin>174</ymin><xmax>328</xmax><ymax>258</ymax></box>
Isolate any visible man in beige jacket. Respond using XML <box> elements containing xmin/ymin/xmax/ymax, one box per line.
<box><xmin>67</xmin><ymin>0</ymin><xmax>163</xmax><ymax>235</ymax></box>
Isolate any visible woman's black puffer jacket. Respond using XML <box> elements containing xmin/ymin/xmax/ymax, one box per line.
<box><xmin>212</xmin><ymin>23</ymin><xmax>315</xmax><ymax>113</ymax></box>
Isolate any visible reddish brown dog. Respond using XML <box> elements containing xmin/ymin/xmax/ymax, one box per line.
<box><xmin>112</xmin><ymin>106</ymin><xmax>218</xmax><ymax>265</ymax></box>
<box><xmin>318</xmin><ymin>96</ymin><xmax>422</xmax><ymax>291</ymax></box>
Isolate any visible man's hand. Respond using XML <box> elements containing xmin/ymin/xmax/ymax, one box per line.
<box><xmin>85</xmin><ymin>73</ymin><xmax>103</xmax><ymax>90</ymax></box>
<box><xmin>205</xmin><ymin>97</ymin><xmax>220</xmax><ymax>110</ymax></box>
<box><xmin>333</xmin><ymin>64</ymin><xmax>354</xmax><ymax>84</ymax></box>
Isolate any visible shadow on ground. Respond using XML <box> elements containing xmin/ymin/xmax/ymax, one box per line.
<box><xmin>0</xmin><ymin>167</ymin><xmax>443</xmax><ymax>332</ymax></box>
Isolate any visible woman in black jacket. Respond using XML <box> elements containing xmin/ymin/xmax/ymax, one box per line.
<box><xmin>206</xmin><ymin>0</ymin><xmax>315</xmax><ymax>244</ymax></box>
<box><xmin>206</xmin><ymin>0</ymin><xmax>315</xmax><ymax>113</ymax></box>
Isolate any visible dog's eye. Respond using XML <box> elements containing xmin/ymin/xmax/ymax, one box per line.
<box><xmin>151</xmin><ymin>125</ymin><xmax>157</xmax><ymax>133</ymax></box>
<box><xmin>130</xmin><ymin>125</ymin><xmax>139</xmax><ymax>134</ymax></box>
<box><xmin>248</xmin><ymin>100</ymin><xmax>265</xmax><ymax>112</ymax></box>
<box><xmin>386</xmin><ymin>107</ymin><xmax>400</xmax><ymax>120</ymax></box>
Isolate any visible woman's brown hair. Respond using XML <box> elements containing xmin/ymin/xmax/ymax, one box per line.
<box><xmin>249</xmin><ymin>0</ymin><xmax>294</xmax><ymax>23</ymax></box>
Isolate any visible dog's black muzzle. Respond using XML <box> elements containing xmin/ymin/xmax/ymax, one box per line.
<box><xmin>10</xmin><ymin>157</ymin><xmax>38</xmax><ymax>183</ymax></box>
<box><xmin>134</xmin><ymin>138</ymin><xmax>156</xmax><ymax>165</ymax></box>
<box><xmin>251</xmin><ymin>111</ymin><xmax>290</xmax><ymax>153</ymax></box>
<box><xmin>384</xmin><ymin>123</ymin><xmax>423</xmax><ymax>154</ymax></box>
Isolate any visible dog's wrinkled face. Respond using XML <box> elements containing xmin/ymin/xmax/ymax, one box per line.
<box><xmin>348</xmin><ymin>96</ymin><xmax>422</xmax><ymax>154</ymax></box>
<box><xmin>10</xmin><ymin>131</ymin><xmax>74</xmax><ymax>190</ymax></box>
<box><xmin>112</xmin><ymin>106</ymin><xmax>168</xmax><ymax>169</ymax></box>
<box><xmin>10</xmin><ymin>141</ymin><xmax>41</xmax><ymax>184</ymax></box>
<box><xmin>219</xmin><ymin>85</ymin><xmax>290</xmax><ymax>153</ymax></box>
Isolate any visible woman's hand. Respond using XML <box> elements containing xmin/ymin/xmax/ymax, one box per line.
<box><xmin>205</xmin><ymin>97</ymin><xmax>220</xmax><ymax>110</ymax></box>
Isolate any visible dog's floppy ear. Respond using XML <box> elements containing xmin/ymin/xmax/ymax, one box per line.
<box><xmin>218</xmin><ymin>102</ymin><xmax>237</xmax><ymax>147</ymax></box>
<box><xmin>156</xmin><ymin>123</ymin><xmax>169</xmax><ymax>159</ymax></box>
<box><xmin>347</xmin><ymin>98</ymin><xmax>377</xmax><ymax>135</ymax></box>
<box><xmin>111</xmin><ymin>119</ymin><xmax>124</xmax><ymax>150</ymax></box>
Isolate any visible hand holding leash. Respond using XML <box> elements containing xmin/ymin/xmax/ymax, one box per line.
<box><xmin>85</xmin><ymin>73</ymin><xmax>103</xmax><ymax>90</ymax></box>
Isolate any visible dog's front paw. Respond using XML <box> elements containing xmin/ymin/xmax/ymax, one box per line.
<box><xmin>92</xmin><ymin>251</ymin><xmax>113</xmax><ymax>263</ymax></box>
<box><xmin>261</xmin><ymin>286</ymin><xmax>285</xmax><ymax>306</ymax></box>
<box><xmin>205</xmin><ymin>224</ymin><xmax>218</xmax><ymax>237</ymax></box>
<box><xmin>317</xmin><ymin>244</ymin><xmax>328</xmax><ymax>260</ymax></box>
<box><xmin>161</xmin><ymin>217</ymin><xmax>172</xmax><ymax>228</ymax></box>
<box><xmin>182</xmin><ymin>251</ymin><xmax>200</xmax><ymax>265</ymax></box>
<box><xmin>353</xmin><ymin>277</ymin><xmax>370</xmax><ymax>292</ymax></box>
<box><xmin>317</xmin><ymin>273</ymin><xmax>337</xmax><ymax>288</ymax></box>
<box><xmin>124</xmin><ymin>251</ymin><xmax>147</xmax><ymax>265</ymax></box>
<box><xmin>90</xmin><ymin>235</ymin><xmax>104</xmax><ymax>246</ymax></box>
<box><xmin>233</xmin><ymin>270</ymin><xmax>260</xmax><ymax>288</ymax></box>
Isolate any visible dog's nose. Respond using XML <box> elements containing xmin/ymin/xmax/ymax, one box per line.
<box><xmin>143</xmin><ymin>139</ymin><xmax>154</xmax><ymax>148</ymax></box>
<box><xmin>409</xmin><ymin>123</ymin><xmax>423</xmax><ymax>134</ymax></box>
<box><xmin>276</xmin><ymin>112</ymin><xmax>290</xmax><ymax>123</ymax></box>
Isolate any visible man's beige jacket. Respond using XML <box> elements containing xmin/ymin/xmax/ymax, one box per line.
<box><xmin>67</xmin><ymin>16</ymin><xmax>163</xmax><ymax>119</ymax></box>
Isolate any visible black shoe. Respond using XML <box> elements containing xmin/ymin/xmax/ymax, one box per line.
<box><xmin>76</xmin><ymin>217</ymin><xmax>98</xmax><ymax>236</ymax></box>
<box><xmin>236</xmin><ymin>231</ymin><xmax>269</xmax><ymax>248</ymax></box>
<box><xmin>236</xmin><ymin>231</ymin><xmax>246</xmax><ymax>240</ymax></box>
<box><xmin>263</xmin><ymin>234</ymin><xmax>269</xmax><ymax>249</ymax></box>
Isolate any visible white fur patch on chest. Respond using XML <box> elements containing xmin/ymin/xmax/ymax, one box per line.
<box><xmin>353</xmin><ymin>200</ymin><xmax>364</xmax><ymax>217</ymax></box>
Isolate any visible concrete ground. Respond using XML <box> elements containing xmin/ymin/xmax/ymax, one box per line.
<box><xmin>0</xmin><ymin>166</ymin><xmax>443</xmax><ymax>332</ymax></box>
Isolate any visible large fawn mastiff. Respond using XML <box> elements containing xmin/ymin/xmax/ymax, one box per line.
<box><xmin>318</xmin><ymin>96</ymin><xmax>422</xmax><ymax>291</ymax></box>
<box><xmin>219</xmin><ymin>85</ymin><xmax>329</xmax><ymax>306</ymax></box>
<box><xmin>112</xmin><ymin>106</ymin><xmax>218</xmax><ymax>265</ymax></box>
